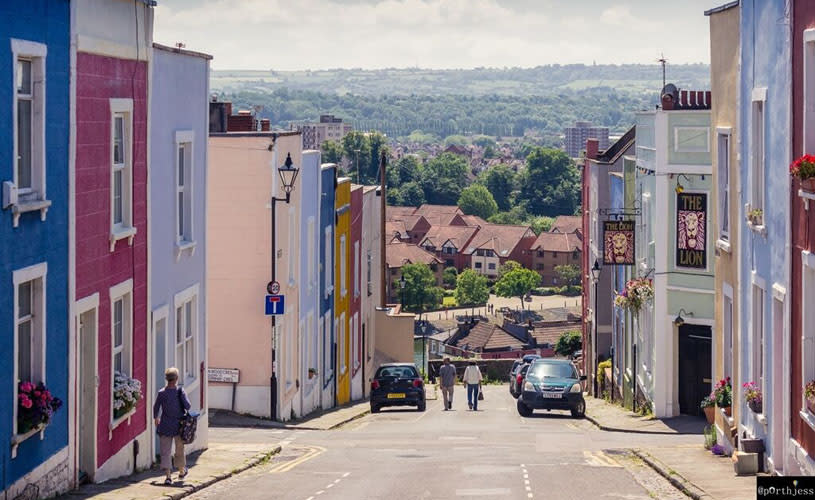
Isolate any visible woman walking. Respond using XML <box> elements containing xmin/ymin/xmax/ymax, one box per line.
<box><xmin>153</xmin><ymin>367</ymin><xmax>191</xmax><ymax>484</ymax></box>
<box><xmin>462</xmin><ymin>361</ymin><xmax>483</xmax><ymax>411</ymax></box>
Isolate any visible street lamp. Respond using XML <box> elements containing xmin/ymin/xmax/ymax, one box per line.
<box><xmin>354</xmin><ymin>148</ymin><xmax>361</xmax><ymax>184</ymax></box>
<box><xmin>270</xmin><ymin>151</ymin><xmax>299</xmax><ymax>420</ymax></box>
<box><xmin>674</xmin><ymin>308</ymin><xmax>693</xmax><ymax>327</ymax></box>
<box><xmin>591</xmin><ymin>260</ymin><xmax>601</xmax><ymax>398</ymax></box>
<box><xmin>399</xmin><ymin>274</ymin><xmax>407</xmax><ymax>309</ymax></box>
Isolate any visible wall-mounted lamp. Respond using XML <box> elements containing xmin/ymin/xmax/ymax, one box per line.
<box><xmin>675</xmin><ymin>174</ymin><xmax>692</xmax><ymax>194</ymax></box>
<box><xmin>674</xmin><ymin>308</ymin><xmax>694</xmax><ymax>326</ymax></box>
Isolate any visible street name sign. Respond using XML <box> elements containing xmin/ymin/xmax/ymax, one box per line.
<box><xmin>207</xmin><ymin>367</ymin><xmax>240</xmax><ymax>384</ymax></box>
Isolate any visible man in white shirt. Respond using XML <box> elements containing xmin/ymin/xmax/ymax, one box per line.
<box><xmin>461</xmin><ymin>361</ymin><xmax>483</xmax><ymax>411</ymax></box>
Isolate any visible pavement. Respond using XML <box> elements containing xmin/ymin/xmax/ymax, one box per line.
<box><xmin>209</xmin><ymin>400</ymin><xmax>371</xmax><ymax>431</ymax></box>
<box><xmin>586</xmin><ymin>396</ymin><xmax>757</xmax><ymax>500</ymax></box>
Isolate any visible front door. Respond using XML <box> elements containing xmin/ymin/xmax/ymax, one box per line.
<box><xmin>78</xmin><ymin>309</ymin><xmax>97</xmax><ymax>482</ymax></box>
<box><xmin>678</xmin><ymin>324</ymin><xmax>712</xmax><ymax>416</ymax></box>
<box><xmin>153</xmin><ymin>316</ymin><xmax>167</xmax><ymax>456</ymax></box>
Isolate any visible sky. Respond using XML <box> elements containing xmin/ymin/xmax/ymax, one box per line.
<box><xmin>154</xmin><ymin>0</ymin><xmax>715</xmax><ymax>70</ymax></box>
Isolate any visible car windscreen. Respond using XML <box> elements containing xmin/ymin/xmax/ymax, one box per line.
<box><xmin>375</xmin><ymin>366</ymin><xmax>419</xmax><ymax>379</ymax></box>
<box><xmin>528</xmin><ymin>363</ymin><xmax>578</xmax><ymax>380</ymax></box>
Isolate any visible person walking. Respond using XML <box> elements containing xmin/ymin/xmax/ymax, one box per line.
<box><xmin>462</xmin><ymin>361</ymin><xmax>483</xmax><ymax>411</ymax></box>
<box><xmin>438</xmin><ymin>357</ymin><xmax>457</xmax><ymax>410</ymax></box>
<box><xmin>153</xmin><ymin>367</ymin><xmax>191</xmax><ymax>485</ymax></box>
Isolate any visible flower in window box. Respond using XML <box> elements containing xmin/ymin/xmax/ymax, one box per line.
<box><xmin>113</xmin><ymin>371</ymin><xmax>143</xmax><ymax>420</ymax></box>
<box><xmin>747</xmin><ymin>208</ymin><xmax>763</xmax><ymax>226</ymax></box>
<box><xmin>743</xmin><ymin>381</ymin><xmax>762</xmax><ymax>414</ymax></box>
<box><xmin>805</xmin><ymin>380</ymin><xmax>815</xmax><ymax>414</ymax></box>
<box><xmin>790</xmin><ymin>154</ymin><xmax>815</xmax><ymax>192</ymax></box>
<box><xmin>17</xmin><ymin>381</ymin><xmax>62</xmax><ymax>434</ymax></box>
<box><xmin>308</xmin><ymin>368</ymin><xmax>318</xmax><ymax>379</ymax></box>
<box><xmin>713</xmin><ymin>377</ymin><xmax>732</xmax><ymax>414</ymax></box>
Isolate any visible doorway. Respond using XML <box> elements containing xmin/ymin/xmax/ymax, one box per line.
<box><xmin>678</xmin><ymin>324</ymin><xmax>712</xmax><ymax>416</ymax></box>
<box><xmin>153</xmin><ymin>312</ymin><xmax>168</xmax><ymax>456</ymax></box>
<box><xmin>78</xmin><ymin>308</ymin><xmax>98</xmax><ymax>482</ymax></box>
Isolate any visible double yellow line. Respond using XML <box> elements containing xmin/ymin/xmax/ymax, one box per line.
<box><xmin>583</xmin><ymin>450</ymin><xmax>620</xmax><ymax>468</ymax></box>
<box><xmin>268</xmin><ymin>445</ymin><xmax>326</xmax><ymax>474</ymax></box>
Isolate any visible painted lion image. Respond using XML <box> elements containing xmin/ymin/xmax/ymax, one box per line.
<box><xmin>612</xmin><ymin>232</ymin><xmax>629</xmax><ymax>263</ymax></box>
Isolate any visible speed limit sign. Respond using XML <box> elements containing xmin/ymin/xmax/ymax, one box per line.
<box><xmin>267</xmin><ymin>281</ymin><xmax>280</xmax><ymax>295</ymax></box>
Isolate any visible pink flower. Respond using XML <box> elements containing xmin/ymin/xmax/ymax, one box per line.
<box><xmin>20</xmin><ymin>395</ymin><xmax>33</xmax><ymax>409</ymax></box>
<box><xmin>20</xmin><ymin>382</ymin><xmax>34</xmax><ymax>393</ymax></box>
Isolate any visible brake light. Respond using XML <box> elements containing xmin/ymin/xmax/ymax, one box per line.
<box><xmin>517</xmin><ymin>374</ymin><xmax>523</xmax><ymax>386</ymax></box>
<box><xmin>413</xmin><ymin>379</ymin><xmax>423</xmax><ymax>388</ymax></box>
<box><xmin>371</xmin><ymin>380</ymin><xmax>380</xmax><ymax>390</ymax></box>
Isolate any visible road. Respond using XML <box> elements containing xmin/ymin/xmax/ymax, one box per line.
<box><xmin>190</xmin><ymin>385</ymin><xmax>695</xmax><ymax>500</ymax></box>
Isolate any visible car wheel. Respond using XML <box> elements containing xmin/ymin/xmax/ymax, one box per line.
<box><xmin>516</xmin><ymin>399</ymin><xmax>533</xmax><ymax>417</ymax></box>
<box><xmin>571</xmin><ymin>400</ymin><xmax>585</xmax><ymax>419</ymax></box>
<box><xmin>417</xmin><ymin>402</ymin><xmax>426</xmax><ymax>412</ymax></box>
<box><xmin>371</xmin><ymin>404</ymin><xmax>380</xmax><ymax>414</ymax></box>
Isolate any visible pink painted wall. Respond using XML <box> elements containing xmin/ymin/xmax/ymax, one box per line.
<box><xmin>350</xmin><ymin>186</ymin><xmax>363</xmax><ymax>375</ymax></box>
<box><xmin>75</xmin><ymin>52</ymin><xmax>148</xmax><ymax>467</ymax></box>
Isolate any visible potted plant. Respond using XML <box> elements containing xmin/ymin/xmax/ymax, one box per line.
<box><xmin>308</xmin><ymin>368</ymin><xmax>318</xmax><ymax>380</ymax></box>
<box><xmin>714</xmin><ymin>377</ymin><xmax>732</xmax><ymax>416</ymax></box>
<box><xmin>747</xmin><ymin>208</ymin><xmax>764</xmax><ymax>226</ymax></box>
<box><xmin>743</xmin><ymin>381</ymin><xmax>762</xmax><ymax>414</ymax></box>
<box><xmin>790</xmin><ymin>154</ymin><xmax>815</xmax><ymax>193</ymax></box>
<box><xmin>614</xmin><ymin>278</ymin><xmax>654</xmax><ymax>315</ymax></box>
<box><xmin>17</xmin><ymin>381</ymin><xmax>63</xmax><ymax>434</ymax></box>
<box><xmin>701</xmin><ymin>395</ymin><xmax>715</xmax><ymax>424</ymax></box>
<box><xmin>806</xmin><ymin>380</ymin><xmax>815</xmax><ymax>414</ymax></box>
<box><xmin>113</xmin><ymin>371</ymin><xmax>142</xmax><ymax>420</ymax></box>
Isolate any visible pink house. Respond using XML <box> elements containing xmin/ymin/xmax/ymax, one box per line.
<box><xmin>72</xmin><ymin>1</ymin><xmax>152</xmax><ymax>483</ymax></box>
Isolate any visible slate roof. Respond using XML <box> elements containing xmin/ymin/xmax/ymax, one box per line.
<box><xmin>453</xmin><ymin>322</ymin><xmax>526</xmax><ymax>351</ymax></box>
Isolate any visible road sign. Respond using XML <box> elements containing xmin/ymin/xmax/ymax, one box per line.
<box><xmin>207</xmin><ymin>367</ymin><xmax>240</xmax><ymax>384</ymax></box>
<box><xmin>265</xmin><ymin>294</ymin><xmax>285</xmax><ymax>315</ymax></box>
<box><xmin>267</xmin><ymin>281</ymin><xmax>280</xmax><ymax>295</ymax></box>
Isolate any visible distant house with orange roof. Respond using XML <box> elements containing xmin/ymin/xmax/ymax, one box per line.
<box><xmin>550</xmin><ymin>215</ymin><xmax>583</xmax><ymax>237</ymax></box>
<box><xmin>419</xmin><ymin>225</ymin><xmax>480</xmax><ymax>271</ymax></box>
<box><xmin>464</xmin><ymin>224</ymin><xmax>537</xmax><ymax>278</ymax></box>
<box><xmin>530</xmin><ymin>232</ymin><xmax>583</xmax><ymax>285</ymax></box>
<box><xmin>385</xmin><ymin>242</ymin><xmax>443</xmax><ymax>302</ymax></box>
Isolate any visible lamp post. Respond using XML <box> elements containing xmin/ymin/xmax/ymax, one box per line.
<box><xmin>270</xmin><ymin>152</ymin><xmax>299</xmax><ymax>421</ymax></box>
<box><xmin>591</xmin><ymin>260</ymin><xmax>601</xmax><ymax>398</ymax></box>
<box><xmin>399</xmin><ymin>274</ymin><xmax>406</xmax><ymax>309</ymax></box>
<box><xmin>354</xmin><ymin>148</ymin><xmax>361</xmax><ymax>184</ymax></box>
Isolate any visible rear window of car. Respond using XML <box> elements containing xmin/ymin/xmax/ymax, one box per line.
<box><xmin>528</xmin><ymin>363</ymin><xmax>578</xmax><ymax>380</ymax></box>
<box><xmin>376</xmin><ymin>366</ymin><xmax>419</xmax><ymax>378</ymax></box>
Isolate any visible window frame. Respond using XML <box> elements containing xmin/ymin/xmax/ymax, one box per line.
<box><xmin>323</xmin><ymin>313</ymin><xmax>333</xmax><ymax>387</ymax></box>
<box><xmin>354</xmin><ymin>240</ymin><xmax>360</xmax><ymax>298</ymax></box>
<box><xmin>751</xmin><ymin>274</ymin><xmax>766</xmax><ymax>393</ymax></box>
<box><xmin>173</xmin><ymin>283</ymin><xmax>199</xmax><ymax>388</ymax></box>
<box><xmin>339</xmin><ymin>312</ymin><xmax>347</xmax><ymax>375</ymax></box>
<box><xmin>722</xmin><ymin>283</ymin><xmax>734</xmax><ymax>381</ymax></box>
<box><xmin>174</xmin><ymin>130</ymin><xmax>195</xmax><ymax>256</ymax></box>
<box><xmin>366</xmin><ymin>250</ymin><xmax>372</xmax><ymax>296</ymax></box>
<box><xmin>109</xmin><ymin>99</ymin><xmax>136</xmax><ymax>250</ymax></box>
<box><xmin>673</xmin><ymin>126</ymin><xmax>711</xmax><ymax>153</ymax></box>
<box><xmin>340</xmin><ymin>234</ymin><xmax>347</xmax><ymax>297</ymax></box>
<box><xmin>12</xmin><ymin>263</ymin><xmax>47</xmax><ymax>436</ymax></box>
<box><xmin>307</xmin><ymin>217</ymin><xmax>316</xmax><ymax>291</ymax></box>
<box><xmin>352</xmin><ymin>313</ymin><xmax>360</xmax><ymax>373</ymax></box>
<box><xmin>324</xmin><ymin>227</ymin><xmax>333</xmax><ymax>297</ymax></box>
<box><xmin>109</xmin><ymin>279</ymin><xmax>133</xmax><ymax>423</ymax></box>
<box><xmin>803</xmin><ymin>29</ymin><xmax>815</xmax><ymax>154</ymax></box>
<box><xmin>716</xmin><ymin>129</ymin><xmax>731</xmax><ymax>243</ymax></box>
<box><xmin>801</xmin><ymin>252</ymin><xmax>815</xmax><ymax>425</ymax></box>
<box><xmin>750</xmin><ymin>89</ymin><xmax>767</xmax><ymax>218</ymax></box>
<box><xmin>288</xmin><ymin>207</ymin><xmax>296</xmax><ymax>287</ymax></box>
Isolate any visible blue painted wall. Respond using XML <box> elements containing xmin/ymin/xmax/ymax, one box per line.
<box><xmin>299</xmin><ymin>151</ymin><xmax>321</xmax><ymax>410</ymax></box>
<box><xmin>149</xmin><ymin>46</ymin><xmax>210</xmax><ymax>415</ymax></box>
<box><xmin>319</xmin><ymin>164</ymin><xmax>336</xmax><ymax>407</ymax></box>
<box><xmin>0</xmin><ymin>0</ymin><xmax>70</xmax><ymax>490</ymax></box>
<box><xmin>738</xmin><ymin>0</ymin><xmax>791</xmax><ymax>459</ymax></box>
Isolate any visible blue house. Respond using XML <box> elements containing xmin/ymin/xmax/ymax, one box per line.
<box><xmin>148</xmin><ymin>43</ymin><xmax>212</xmax><ymax>459</ymax></box>
<box><xmin>299</xmin><ymin>151</ymin><xmax>322</xmax><ymax>416</ymax></box>
<box><xmin>319</xmin><ymin>164</ymin><xmax>336</xmax><ymax>410</ymax></box>
<box><xmin>0</xmin><ymin>0</ymin><xmax>71</xmax><ymax>496</ymax></box>
<box><xmin>737</xmin><ymin>0</ymin><xmax>792</xmax><ymax>473</ymax></box>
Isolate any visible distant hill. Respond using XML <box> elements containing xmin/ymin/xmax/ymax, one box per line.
<box><xmin>211</xmin><ymin>64</ymin><xmax>709</xmax><ymax>96</ymax></box>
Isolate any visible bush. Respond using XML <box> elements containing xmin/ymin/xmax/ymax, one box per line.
<box><xmin>596</xmin><ymin>359</ymin><xmax>612</xmax><ymax>385</ymax></box>
<box><xmin>555</xmin><ymin>330</ymin><xmax>582</xmax><ymax>357</ymax></box>
<box><xmin>443</xmin><ymin>289</ymin><xmax>456</xmax><ymax>297</ymax></box>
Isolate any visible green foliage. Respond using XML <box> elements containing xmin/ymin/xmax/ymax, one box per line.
<box><xmin>396</xmin><ymin>181</ymin><xmax>425</xmax><ymax>207</ymax></box>
<box><xmin>554</xmin><ymin>330</ymin><xmax>582</xmax><ymax>357</ymax></box>
<box><xmin>400</xmin><ymin>263</ymin><xmax>444</xmax><ymax>313</ymax></box>
<box><xmin>527</xmin><ymin>216</ymin><xmax>555</xmax><ymax>235</ymax></box>
<box><xmin>442</xmin><ymin>267</ymin><xmax>458</xmax><ymax>288</ymax></box>
<box><xmin>494</xmin><ymin>265</ymin><xmax>541</xmax><ymax>310</ymax></box>
<box><xmin>338</xmin><ymin>131</ymin><xmax>389</xmax><ymax>184</ymax></box>
<box><xmin>703</xmin><ymin>425</ymin><xmax>717</xmax><ymax>450</ymax></box>
<box><xmin>406</xmin><ymin>130</ymin><xmax>439</xmax><ymax>144</ymax></box>
<box><xmin>444</xmin><ymin>135</ymin><xmax>470</xmax><ymax>147</ymax></box>
<box><xmin>473</xmin><ymin>136</ymin><xmax>497</xmax><ymax>148</ymax></box>
<box><xmin>555</xmin><ymin>264</ymin><xmax>581</xmax><ymax>287</ymax></box>
<box><xmin>596</xmin><ymin>359</ymin><xmax>612</xmax><ymax>385</ymax></box>
<box><xmin>420</xmin><ymin>153</ymin><xmax>469</xmax><ymax>205</ymax></box>
<box><xmin>483</xmin><ymin>145</ymin><xmax>496</xmax><ymax>159</ymax></box>
<box><xmin>479</xmin><ymin>165</ymin><xmax>517</xmax><ymax>211</ymax></box>
<box><xmin>455</xmin><ymin>269</ymin><xmax>490</xmax><ymax>307</ymax></box>
<box><xmin>320</xmin><ymin>139</ymin><xmax>343</xmax><ymax>165</ymax></box>
<box><xmin>488</xmin><ymin>205</ymin><xmax>529</xmax><ymax>225</ymax></box>
<box><xmin>458</xmin><ymin>184</ymin><xmax>498</xmax><ymax>220</ymax></box>
<box><xmin>518</xmin><ymin>148</ymin><xmax>581</xmax><ymax>216</ymax></box>
<box><xmin>388</xmin><ymin>155</ymin><xmax>421</xmax><ymax>185</ymax></box>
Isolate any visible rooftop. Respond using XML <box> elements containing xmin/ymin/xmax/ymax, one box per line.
<box><xmin>386</xmin><ymin>242</ymin><xmax>442</xmax><ymax>268</ymax></box>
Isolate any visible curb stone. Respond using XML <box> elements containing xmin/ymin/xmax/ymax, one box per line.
<box><xmin>161</xmin><ymin>446</ymin><xmax>282</xmax><ymax>500</ymax></box>
<box><xmin>584</xmin><ymin>412</ymin><xmax>685</xmax><ymax>436</ymax></box>
<box><xmin>631</xmin><ymin>449</ymin><xmax>712</xmax><ymax>500</ymax></box>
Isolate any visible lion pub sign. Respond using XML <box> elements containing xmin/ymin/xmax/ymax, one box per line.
<box><xmin>603</xmin><ymin>220</ymin><xmax>635</xmax><ymax>266</ymax></box>
<box><xmin>676</xmin><ymin>192</ymin><xmax>707</xmax><ymax>269</ymax></box>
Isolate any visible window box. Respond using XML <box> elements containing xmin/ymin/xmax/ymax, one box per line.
<box><xmin>110</xmin><ymin>226</ymin><xmax>137</xmax><ymax>252</ymax></box>
<box><xmin>10</xmin><ymin>198</ymin><xmax>51</xmax><ymax>228</ymax></box>
<box><xmin>10</xmin><ymin>424</ymin><xmax>45</xmax><ymax>459</ymax></box>
<box><xmin>108</xmin><ymin>406</ymin><xmax>137</xmax><ymax>439</ymax></box>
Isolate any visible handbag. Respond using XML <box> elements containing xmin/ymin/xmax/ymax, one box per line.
<box><xmin>478</xmin><ymin>384</ymin><xmax>484</xmax><ymax>401</ymax></box>
<box><xmin>177</xmin><ymin>388</ymin><xmax>198</xmax><ymax>444</ymax></box>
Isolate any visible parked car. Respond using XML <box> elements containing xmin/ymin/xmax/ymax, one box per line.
<box><xmin>509</xmin><ymin>362</ymin><xmax>532</xmax><ymax>398</ymax></box>
<box><xmin>370</xmin><ymin>363</ymin><xmax>426</xmax><ymax>413</ymax></box>
<box><xmin>517</xmin><ymin>359</ymin><xmax>587</xmax><ymax>418</ymax></box>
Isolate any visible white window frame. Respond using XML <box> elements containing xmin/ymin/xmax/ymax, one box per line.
<box><xmin>366</xmin><ymin>250</ymin><xmax>372</xmax><ymax>296</ymax></box>
<box><xmin>12</xmin><ymin>263</ymin><xmax>47</xmax><ymax>437</ymax></box>
<box><xmin>109</xmin><ymin>279</ymin><xmax>133</xmax><ymax>425</ymax></box>
<box><xmin>673</xmin><ymin>126</ymin><xmax>711</xmax><ymax>153</ymax></box>
<box><xmin>722</xmin><ymin>283</ymin><xmax>734</xmax><ymax>381</ymax></box>
<box><xmin>339</xmin><ymin>312</ymin><xmax>347</xmax><ymax>375</ymax></box>
<box><xmin>751</xmin><ymin>274</ymin><xmax>766</xmax><ymax>393</ymax></box>
<box><xmin>750</xmin><ymin>89</ymin><xmax>766</xmax><ymax>217</ymax></box>
<box><xmin>340</xmin><ymin>234</ymin><xmax>347</xmax><ymax>297</ymax></box>
<box><xmin>802</xmin><ymin>252</ymin><xmax>815</xmax><ymax>426</ymax></box>
<box><xmin>286</xmin><ymin>315</ymin><xmax>296</xmax><ymax>388</ymax></box>
<box><xmin>175</xmin><ymin>130</ymin><xmax>195</xmax><ymax>257</ymax></box>
<box><xmin>717</xmin><ymin>129</ymin><xmax>731</xmax><ymax>243</ymax></box>
<box><xmin>324</xmin><ymin>227</ymin><xmax>333</xmax><ymax>297</ymax></box>
<box><xmin>307</xmin><ymin>217</ymin><xmax>316</xmax><ymax>291</ymax></box>
<box><xmin>323</xmin><ymin>313</ymin><xmax>333</xmax><ymax>386</ymax></box>
<box><xmin>109</xmin><ymin>98</ymin><xmax>136</xmax><ymax>250</ymax></box>
<box><xmin>288</xmin><ymin>207</ymin><xmax>296</xmax><ymax>287</ymax></box>
<box><xmin>354</xmin><ymin>240</ymin><xmax>360</xmax><ymax>298</ymax></box>
<box><xmin>352</xmin><ymin>313</ymin><xmax>360</xmax><ymax>372</ymax></box>
<box><xmin>174</xmin><ymin>283</ymin><xmax>199</xmax><ymax>388</ymax></box>
<box><xmin>804</xmin><ymin>29</ymin><xmax>815</xmax><ymax>154</ymax></box>
<box><xmin>9</xmin><ymin>39</ymin><xmax>49</xmax><ymax>224</ymax></box>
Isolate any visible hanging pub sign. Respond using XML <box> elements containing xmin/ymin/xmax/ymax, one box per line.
<box><xmin>603</xmin><ymin>219</ymin><xmax>635</xmax><ymax>265</ymax></box>
<box><xmin>676</xmin><ymin>192</ymin><xmax>707</xmax><ymax>269</ymax></box>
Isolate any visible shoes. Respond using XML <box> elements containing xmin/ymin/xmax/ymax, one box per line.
<box><xmin>448</xmin><ymin>402</ymin><xmax>452</xmax><ymax>410</ymax></box>
<box><xmin>178</xmin><ymin>468</ymin><xmax>188</xmax><ymax>479</ymax></box>
<box><xmin>164</xmin><ymin>477</ymin><xmax>173</xmax><ymax>485</ymax></box>
<box><xmin>468</xmin><ymin>403</ymin><xmax>473</xmax><ymax>410</ymax></box>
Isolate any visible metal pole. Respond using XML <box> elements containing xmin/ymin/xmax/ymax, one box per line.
<box><xmin>593</xmin><ymin>278</ymin><xmax>599</xmax><ymax>398</ymax></box>
<box><xmin>380</xmin><ymin>153</ymin><xmax>387</xmax><ymax>307</ymax></box>
<box><xmin>632</xmin><ymin>344</ymin><xmax>638</xmax><ymax>413</ymax></box>
<box><xmin>271</xmin><ymin>196</ymin><xmax>277</xmax><ymax>420</ymax></box>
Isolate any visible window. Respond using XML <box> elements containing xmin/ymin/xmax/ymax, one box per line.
<box><xmin>340</xmin><ymin>235</ymin><xmax>347</xmax><ymax>297</ymax></box>
<box><xmin>287</xmin><ymin>316</ymin><xmax>296</xmax><ymax>387</ymax></box>
<box><xmin>804</xmin><ymin>29</ymin><xmax>815</xmax><ymax>153</ymax></box>
<box><xmin>323</xmin><ymin>313</ymin><xmax>333</xmax><ymax>385</ymax></box>
<box><xmin>752</xmin><ymin>281</ymin><xmax>765</xmax><ymax>391</ymax></box>
<box><xmin>572</xmin><ymin>251</ymin><xmax>579</xmax><ymax>260</ymax></box>
<box><xmin>174</xmin><ymin>284</ymin><xmax>199</xmax><ymax>386</ymax></box>
<box><xmin>11</xmin><ymin>40</ymin><xmax>47</xmax><ymax>209</ymax></box>
<box><xmin>13</xmin><ymin>263</ymin><xmax>47</xmax><ymax>435</ymax></box>
<box><xmin>308</xmin><ymin>217</ymin><xmax>316</xmax><ymax>289</ymax></box>
<box><xmin>352</xmin><ymin>314</ymin><xmax>360</xmax><ymax>371</ymax></box>
<box><xmin>673</xmin><ymin>127</ymin><xmax>711</xmax><ymax>153</ymax></box>
<box><xmin>750</xmin><ymin>91</ymin><xmax>766</xmax><ymax>215</ymax></box>
<box><xmin>110</xmin><ymin>99</ymin><xmax>135</xmax><ymax>248</ymax></box>
<box><xmin>339</xmin><ymin>313</ymin><xmax>347</xmax><ymax>374</ymax></box>
<box><xmin>717</xmin><ymin>132</ymin><xmax>730</xmax><ymax>241</ymax></box>
<box><xmin>475</xmin><ymin>262</ymin><xmax>482</xmax><ymax>269</ymax></box>
<box><xmin>324</xmin><ymin>227</ymin><xmax>333</xmax><ymax>296</ymax></box>
<box><xmin>723</xmin><ymin>288</ymin><xmax>733</xmax><ymax>380</ymax></box>
<box><xmin>445</xmin><ymin>259</ymin><xmax>454</xmax><ymax>267</ymax></box>
<box><xmin>288</xmin><ymin>207</ymin><xmax>296</xmax><ymax>286</ymax></box>
<box><xmin>175</xmin><ymin>131</ymin><xmax>194</xmax><ymax>248</ymax></box>
<box><xmin>354</xmin><ymin>241</ymin><xmax>360</xmax><ymax>297</ymax></box>
<box><xmin>366</xmin><ymin>251</ymin><xmax>372</xmax><ymax>296</ymax></box>
<box><xmin>110</xmin><ymin>279</ymin><xmax>133</xmax><ymax>396</ymax></box>
<box><xmin>553</xmin><ymin>251</ymin><xmax>558</xmax><ymax>258</ymax></box>
<box><xmin>536</xmin><ymin>263</ymin><xmax>544</xmax><ymax>270</ymax></box>
<box><xmin>308</xmin><ymin>314</ymin><xmax>317</xmax><ymax>379</ymax></box>
<box><xmin>488</xmin><ymin>263</ymin><xmax>496</xmax><ymax>270</ymax></box>
<box><xmin>802</xmin><ymin>253</ymin><xmax>815</xmax><ymax>415</ymax></box>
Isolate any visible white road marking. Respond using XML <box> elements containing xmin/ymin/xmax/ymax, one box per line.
<box><xmin>455</xmin><ymin>489</ymin><xmax>512</xmax><ymax>496</ymax></box>
<box><xmin>315</xmin><ymin>491</ymin><xmax>324</xmax><ymax>496</ymax></box>
<box><xmin>440</xmin><ymin>436</ymin><xmax>477</xmax><ymax>441</ymax></box>
<box><xmin>342</xmin><ymin>472</ymin><xmax>351</xmax><ymax>478</ymax></box>
<box><xmin>333</xmin><ymin>479</ymin><xmax>341</xmax><ymax>484</ymax></box>
<box><xmin>326</xmin><ymin>484</ymin><xmax>334</xmax><ymax>489</ymax></box>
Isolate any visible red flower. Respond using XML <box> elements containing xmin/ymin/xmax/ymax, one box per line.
<box><xmin>20</xmin><ymin>395</ymin><xmax>33</xmax><ymax>409</ymax></box>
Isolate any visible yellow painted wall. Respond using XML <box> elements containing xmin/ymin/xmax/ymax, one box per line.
<box><xmin>335</xmin><ymin>178</ymin><xmax>352</xmax><ymax>404</ymax></box>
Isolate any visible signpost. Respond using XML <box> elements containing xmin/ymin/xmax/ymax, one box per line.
<box><xmin>676</xmin><ymin>192</ymin><xmax>707</xmax><ymax>269</ymax></box>
<box><xmin>265</xmin><ymin>294</ymin><xmax>285</xmax><ymax>315</ymax></box>
<box><xmin>208</xmin><ymin>368</ymin><xmax>240</xmax><ymax>411</ymax></box>
<box><xmin>267</xmin><ymin>281</ymin><xmax>280</xmax><ymax>295</ymax></box>
<box><xmin>602</xmin><ymin>220</ymin><xmax>635</xmax><ymax>266</ymax></box>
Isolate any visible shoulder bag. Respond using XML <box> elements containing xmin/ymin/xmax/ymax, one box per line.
<box><xmin>177</xmin><ymin>388</ymin><xmax>198</xmax><ymax>444</ymax></box>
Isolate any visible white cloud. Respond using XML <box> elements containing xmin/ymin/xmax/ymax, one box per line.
<box><xmin>154</xmin><ymin>0</ymin><xmax>711</xmax><ymax>70</ymax></box>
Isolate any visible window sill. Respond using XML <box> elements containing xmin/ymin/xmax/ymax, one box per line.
<box><xmin>175</xmin><ymin>240</ymin><xmax>197</xmax><ymax>261</ymax></box>
<box><xmin>719</xmin><ymin>407</ymin><xmax>735</xmax><ymax>428</ymax></box>
<box><xmin>109</xmin><ymin>407</ymin><xmax>137</xmax><ymax>439</ymax></box>
<box><xmin>11</xmin><ymin>198</ymin><xmax>52</xmax><ymax>228</ymax></box>
<box><xmin>800</xmin><ymin>188</ymin><xmax>815</xmax><ymax>210</ymax></box>
<box><xmin>10</xmin><ymin>424</ymin><xmax>46</xmax><ymax>459</ymax></box>
<box><xmin>110</xmin><ymin>226</ymin><xmax>138</xmax><ymax>252</ymax></box>
<box><xmin>756</xmin><ymin>413</ymin><xmax>768</xmax><ymax>426</ymax></box>
<box><xmin>746</xmin><ymin>220</ymin><xmax>767</xmax><ymax>236</ymax></box>
<box><xmin>715</xmin><ymin>239</ymin><xmax>732</xmax><ymax>253</ymax></box>
<box><xmin>800</xmin><ymin>409</ymin><xmax>815</xmax><ymax>434</ymax></box>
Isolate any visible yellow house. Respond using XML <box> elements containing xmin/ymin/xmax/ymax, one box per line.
<box><xmin>335</xmin><ymin>178</ymin><xmax>352</xmax><ymax>404</ymax></box>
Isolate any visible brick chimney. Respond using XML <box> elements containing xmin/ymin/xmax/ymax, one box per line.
<box><xmin>585</xmin><ymin>138</ymin><xmax>600</xmax><ymax>160</ymax></box>
<box><xmin>260</xmin><ymin>118</ymin><xmax>271</xmax><ymax>131</ymax></box>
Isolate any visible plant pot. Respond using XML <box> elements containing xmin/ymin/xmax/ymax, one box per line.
<box><xmin>722</xmin><ymin>405</ymin><xmax>732</xmax><ymax>417</ymax></box>
<box><xmin>807</xmin><ymin>397</ymin><xmax>815</xmax><ymax>415</ymax></box>
<box><xmin>802</xmin><ymin>178</ymin><xmax>815</xmax><ymax>193</ymax></box>
<box><xmin>703</xmin><ymin>405</ymin><xmax>715</xmax><ymax>424</ymax></box>
<box><xmin>741</xmin><ymin>437</ymin><xmax>765</xmax><ymax>454</ymax></box>
<box><xmin>748</xmin><ymin>400</ymin><xmax>762</xmax><ymax>414</ymax></box>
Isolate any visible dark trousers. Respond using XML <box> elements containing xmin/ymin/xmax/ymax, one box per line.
<box><xmin>467</xmin><ymin>384</ymin><xmax>479</xmax><ymax>410</ymax></box>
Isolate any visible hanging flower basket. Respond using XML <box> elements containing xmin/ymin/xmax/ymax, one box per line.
<box><xmin>791</xmin><ymin>155</ymin><xmax>815</xmax><ymax>193</ymax></box>
<box><xmin>17</xmin><ymin>381</ymin><xmax>63</xmax><ymax>435</ymax></box>
<box><xmin>614</xmin><ymin>278</ymin><xmax>654</xmax><ymax>315</ymax></box>
<box><xmin>743</xmin><ymin>381</ymin><xmax>762</xmax><ymax>414</ymax></box>
<box><xmin>113</xmin><ymin>371</ymin><xmax>142</xmax><ymax>420</ymax></box>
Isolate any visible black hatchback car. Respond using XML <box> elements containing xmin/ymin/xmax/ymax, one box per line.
<box><xmin>517</xmin><ymin>359</ymin><xmax>587</xmax><ymax>418</ymax></box>
<box><xmin>370</xmin><ymin>363</ymin><xmax>426</xmax><ymax>413</ymax></box>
